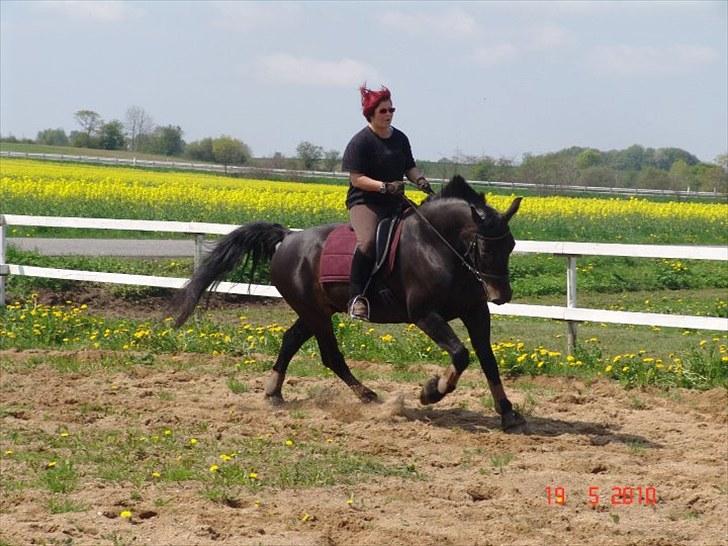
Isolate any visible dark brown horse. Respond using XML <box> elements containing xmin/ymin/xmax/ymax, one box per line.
<box><xmin>173</xmin><ymin>176</ymin><xmax>525</xmax><ymax>431</ymax></box>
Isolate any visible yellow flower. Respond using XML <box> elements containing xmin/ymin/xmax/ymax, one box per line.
<box><xmin>119</xmin><ymin>510</ymin><xmax>132</xmax><ymax>519</ymax></box>
<box><xmin>605</xmin><ymin>365</ymin><xmax>613</xmax><ymax>373</ymax></box>
<box><xmin>249</xmin><ymin>472</ymin><xmax>258</xmax><ymax>480</ymax></box>
<box><xmin>163</xmin><ymin>429</ymin><xmax>172</xmax><ymax>436</ymax></box>
<box><xmin>380</xmin><ymin>334</ymin><xmax>394</xmax><ymax>343</ymax></box>
<box><xmin>151</xmin><ymin>471</ymin><xmax>161</xmax><ymax>479</ymax></box>
<box><xmin>209</xmin><ymin>464</ymin><xmax>219</xmax><ymax>473</ymax></box>
<box><xmin>46</xmin><ymin>461</ymin><xmax>57</xmax><ymax>468</ymax></box>
<box><xmin>285</xmin><ymin>439</ymin><xmax>294</xmax><ymax>447</ymax></box>
<box><xmin>189</xmin><ymin>438</ymin><xmax>198</xmax><ymax>446</ymax></box>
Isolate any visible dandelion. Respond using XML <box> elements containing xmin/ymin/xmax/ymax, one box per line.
<box><xmin>380</xmin><ymin>334</ymin><xmax>394</xmax><ymax>343</ymax></box>
<box><xmin>163</xmin><ymin>429</ymin><xmax>172</xmax><ymax>436</ymax></box>
<box><xmin>119</xmin><ymin>510</ymin><xmax>132</xmax><ymax>519</ymax></box>
<box><xmin>249</xmin><ymin>472</ymin><xmax>259</xmax><ymax>480</ymax></box>
<box><xmin>604</xmin><ymin>365</ymin><xmax>613</xmax><ymax>373</ymax></box>
<box><xmin>209</xmin><ymin>464</ymin><xmax>219</xmax><ymax>473</ymax></box>
<box><xmin>151</xmin><ymin>471</ymin><xmax>161</xmax><ymax>479</ymax></box>
<box><xmin>189</xmin><ymin>438</ymin><xmax>198</xmax><ymax>446</ymax></box>
<box><xmin>622</xmin><ymin>366</ymin><xmax>630</xmax><ymax>373</ymax></box>
<box><xmin>4</xmin><ymin>449</ymin><xmax>13</xmax><ymax>456</ymax></box>
<box><xmin>59</xmin><ymin>431</ymin><xmax>69</xmax><ymax>437</ymax></box>
<box><xmin>285</xmin><ymin>439</ymin><xmax>294</xmax><ymax>447</ymax></box>
<box><xmin>46</xmin><ymin>461</ymin><xmax>57</xmax><ymax>469</ymax></box>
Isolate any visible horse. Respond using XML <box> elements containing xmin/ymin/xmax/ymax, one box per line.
<box><xmin>172</xmin><ymin>175</ymin><xmax>526</xmax><ymax>431</ymax></box>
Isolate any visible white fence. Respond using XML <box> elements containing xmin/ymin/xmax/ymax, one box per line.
<box><xmin>2</xmin><ymin>150</ymin><xmax>726</xmax><ymax>200</ymax></box>
<box><xmin>1</xmin><ymin>214</ymin><xmax>726</xmax><ymax>351</ymax></box>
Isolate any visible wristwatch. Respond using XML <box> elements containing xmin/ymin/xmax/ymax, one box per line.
<box><xmin>378</xmin><ymin>182</ymin><xmax>387</xmax><ymax>194</ymax></box>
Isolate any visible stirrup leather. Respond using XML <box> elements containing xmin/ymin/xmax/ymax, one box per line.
<box><xmin>348</xmin><ymin>295</ymin><xmax>370</xmax><ymax>321</ymax></box>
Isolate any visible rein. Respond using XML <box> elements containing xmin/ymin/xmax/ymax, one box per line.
<box><xmin>402</xmin><ymin>195</ymin><xmax>510</xmax><ymax>284</ymax></box>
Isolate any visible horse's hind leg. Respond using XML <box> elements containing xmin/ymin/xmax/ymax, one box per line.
<box><xmin>264</xmin><ymin>317</ymin><xmax>312</xmax><ymax>405</ymax></box>
<box><xmin>416</xmin><ymin>313</ymin><xmax>470</xmax><ymax>405</ymax></box>
<box><xmin>311</xmin><ymin>317</ymin><xmax>378</xmax><ymax>403</ymax></box>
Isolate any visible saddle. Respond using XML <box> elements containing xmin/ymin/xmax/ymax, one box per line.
<box><xmin>319</xmin><ymin>213</ymin><xmax>408</xmax><ymax>285</ymax></box>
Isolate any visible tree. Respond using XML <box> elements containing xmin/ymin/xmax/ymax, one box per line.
<box><xmin>98</xmin><ymin>120</ymin><xmax>126</xmax><ymax>150</ymax></box>
<box><xmin>296</xmin><ymin>141</ymin><xmax>323</xmax><ymax>170</ymax></box>
<box><xmin>36</xmin><ymin>128</ymin><xmax>69</xmax><ymax>146</ymax></box>
<box><xmin>185</xmin><ymin>138</ymin><xmax>215</xmax><ymax>162</ymax></box>
<box><xmin>576</xmin><ymin>149</ymin><xmax>602</xmax><ymax>169</ymax></box>
<box><xmin>73</xmin><ymin>110</ymin><xmax>102</xmax><ymax>140</ymax></box>
<box><xmin>140</xmin><ymin>125</ymin><xmax>184</xmax><ymax>156</ymax></box>
<box><xmin>212</xmin><ymin>135</ymin><xmax>251</xmax><ymax>169</ymax></box>
<box><xmin>125</xmin><ymin>106</ymin><xmax>154</xmax><ymax>152</ymax></box>
<box><xmin>271</xmin><ymin>151</ymin><xmax>286</xmax><ymax>169</ymax></box>
<box><xmin>322</xmin><ymin>149</ymin><xmax>341</xmax><ymax>172</ymax></box>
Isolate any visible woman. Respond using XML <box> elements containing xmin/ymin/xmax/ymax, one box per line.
<box><xmin>342</xmin><ymin>84</ymin><xmax>432</xmax><ymax>320</ymax></box>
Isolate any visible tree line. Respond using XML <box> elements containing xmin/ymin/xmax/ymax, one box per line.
<box><xmin>424</xmin><ymin>145</ymin><xmax>727</xmax><ymax>193</ymax></box>
<box><xmin>2</xmin><ymin>106</ymin><xmax>726</xmax><ymax>192</ymax></box>
<box><xmin>2</xmin><ymin>106</ymin><xmax>341</xmax><ymax>172</ymax></box>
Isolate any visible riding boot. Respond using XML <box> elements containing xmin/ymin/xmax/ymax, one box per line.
<box><xmin>349</xmin><ymin>249</ymin><xmax>375</xmax><ymax>320</ymax></box>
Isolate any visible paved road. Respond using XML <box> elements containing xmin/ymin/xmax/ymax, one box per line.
<box><xmin>8</xmin><ymin>238</ymin><xmax>198</xmax><ymax>257</ymax></box>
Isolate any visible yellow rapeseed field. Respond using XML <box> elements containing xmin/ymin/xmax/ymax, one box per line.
<box><xmin>2</xmin><ymin>158</ymin><xmax>726</xmax><ymax>242</ymax></box>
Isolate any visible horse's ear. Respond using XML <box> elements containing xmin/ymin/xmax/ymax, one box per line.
<box><xmin>503</xmin><ymin>197</ymin><xmax>522</xmax><ymax>222</ymax></box>
<box><xmin>470</xmin><ymin>205</ymin><xmax>485</xmax><ymax>224</ymax></box>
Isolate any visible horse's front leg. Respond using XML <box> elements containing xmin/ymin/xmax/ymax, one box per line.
<box><xmin>461</xmin><ymin>306</ymin><xmax>527</xmax><ymax>432</ymax></box>
<box><xmin>416</xmin><ymin>313</ymin><xmax>470</xmax><ymax>405</ymax></box>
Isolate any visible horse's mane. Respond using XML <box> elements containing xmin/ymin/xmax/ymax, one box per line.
<box><xmin>424</xmin><ymin>175</ymin><xmax>500</xmax><ymax>229</ymax></box>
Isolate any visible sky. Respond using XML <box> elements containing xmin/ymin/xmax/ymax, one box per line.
<box><xmin>1</xmin><ymin>1</ymin><xmax>726</xmax><ymax>164</ymax></box>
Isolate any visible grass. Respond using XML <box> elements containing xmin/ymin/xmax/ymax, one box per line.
<box><xmin>0</xmin><ymin>425</ymin><xmax>418</xmax><ymax>510</ymax></box>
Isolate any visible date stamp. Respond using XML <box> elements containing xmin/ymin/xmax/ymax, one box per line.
<box><xmin>545</xmin><ymin>485</ymin><xmax>657</xmax><ymax>506</ymax></box>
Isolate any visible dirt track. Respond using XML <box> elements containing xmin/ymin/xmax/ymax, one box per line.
<box><xmin>1</xmin><ymin>352</ymin><xmax>726</xmax><ymax>546</ymax></box>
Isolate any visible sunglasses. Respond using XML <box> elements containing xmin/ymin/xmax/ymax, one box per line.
<box><xmin>377</xmin><ymin>107</ymin><xmax>396</xmax><ymax>114</ymax></box>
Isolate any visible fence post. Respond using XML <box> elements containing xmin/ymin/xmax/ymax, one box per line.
<box><xmin>566</xmin><ymin>255</ymin><xmax>578</xmax><ymax>354</ymax></box>
<box><xmin>0</xmin><ymin>215</ymin><xmax>7</xmax><ymax>307</ymax></box>
<box><xmin>194</xmin><ymin>234</ymin><xmax>205</xmax><ymax>271</ymax></box>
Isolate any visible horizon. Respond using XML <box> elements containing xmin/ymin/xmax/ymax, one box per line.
<box><xmin>1</xmin><ymin>1</ymin><xmax>726</xmax><ymax>164</ymax></box>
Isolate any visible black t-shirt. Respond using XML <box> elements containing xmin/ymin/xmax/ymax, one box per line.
<box><xmin>342</xmin><ymin>126</ymin><xmax>416</xmax><ymax>209</ymax></box>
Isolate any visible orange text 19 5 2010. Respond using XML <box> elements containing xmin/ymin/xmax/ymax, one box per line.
<box><xmin>545</xmin><ymin>486</ymin><xmax>657</xmax><ymax>506</ymax></box>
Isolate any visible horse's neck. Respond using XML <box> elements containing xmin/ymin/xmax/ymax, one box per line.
<box><xmin>417</xmin><ymin>201</ymin><xmax>472</xmax><ymax>238</ymax></box>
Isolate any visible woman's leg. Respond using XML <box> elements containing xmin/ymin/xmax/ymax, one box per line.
<box><xmin>348</xmin><ymin>204</ymin><xmax>379</xmax><ymax>320</ymax></box>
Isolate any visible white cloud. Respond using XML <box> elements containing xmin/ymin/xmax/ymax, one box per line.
<box><xmin>589</xmin><ymin>44</ymin><xmax>719</xmax><ymax>76</ymax></box>
<box><xmin>378</xmin><ymin>7</ymin><xmax>477</xmax><ymax>36</ymax></box>
<box><xmin>256</xmin><ymin>54</ymin><xmax>381</xmax><ymax>88</ymax></box>
<box><xmin>472</xmin><ymin>43</ymin><xmax>519</xmax><ymax>66</ymax></box>
<box><xmin>34</xmin><ymin>1</ymin><xmax>140</xmax><ymax>23</ymax></box>
<box><xmin>210</xmin><ymin>2</ymin><xmax>303</xmax><ymax>30</ymax></box>
<box><xmin>526</xmin><ymin>25</ymin><xmax>571</xmax><ymax>50</ymax></box>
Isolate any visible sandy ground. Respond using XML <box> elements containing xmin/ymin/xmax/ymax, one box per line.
<box><xmin>1</xmin><ymin>350</ymin><xmax>726</xmax><ymax>546</ymax></box>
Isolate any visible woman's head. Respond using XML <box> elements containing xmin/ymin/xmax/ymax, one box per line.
<box><xmin>360</xmin><ymin>84</ymin><xmax>392</xmax><ymax>121</ymax></box>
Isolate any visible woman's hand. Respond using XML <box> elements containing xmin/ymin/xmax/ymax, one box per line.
<box><xmin>383</xmin><ymin>181</ymin><xmax>406</xmax><ymax>195</ymax></box>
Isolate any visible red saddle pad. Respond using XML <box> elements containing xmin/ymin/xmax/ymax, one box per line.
<box><xmin>319</xmin><ymin>224</ymin><xmax>358</xmax><ymax>284</ymax></box>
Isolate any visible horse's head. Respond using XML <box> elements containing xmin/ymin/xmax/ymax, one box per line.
<box><xmin>436</xmin><ymin>175</ymin><xmax>522</xmax><ymax>305</ymax></box>
<box><xmin>468</xmin><ymin>197</ymin><xmax>521</xmax><ymax>304</ymax></box>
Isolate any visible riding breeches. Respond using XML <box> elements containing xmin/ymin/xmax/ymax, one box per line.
<box><xmin>349</xmin><ymin>203</ymin><xmax>397</xmax><ymax>259</ymax></box>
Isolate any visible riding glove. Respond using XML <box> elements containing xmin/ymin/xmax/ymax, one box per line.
<box><xmin>416</xmin><ymin>177</ymin><xmax>433</xmax><ymax>194</ymax></box>
<box><xmin>384</xmin><ymin>181</ymin><xmax>406</xmax><ymax>195</ymax></box>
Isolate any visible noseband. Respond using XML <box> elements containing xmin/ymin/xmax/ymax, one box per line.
<box><xmin>464</xmin><ymin>231</ymin><xmax>512</xmax><ymax>283</ymax></box>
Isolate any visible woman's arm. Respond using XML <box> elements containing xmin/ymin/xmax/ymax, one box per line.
<box><xmin>350</xmin><ymin>171</ymin><xmax>385</xmax><ymax>192</ymax></box>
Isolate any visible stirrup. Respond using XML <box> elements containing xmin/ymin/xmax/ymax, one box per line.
<box><xmin>348</xmin><ymin>295</ymin><xmax>370</xmax><ymax>321</ymax></box>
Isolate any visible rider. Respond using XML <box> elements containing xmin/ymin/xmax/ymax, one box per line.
<box><xmin>342</xmin><ymin>84</ymin><xmax>432</xmax><ymax>320</ymax></box>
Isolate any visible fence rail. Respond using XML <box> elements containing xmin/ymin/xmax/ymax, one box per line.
<box><xmin>1</xmin><ymin>214</ymin><xmax>726</xmax><ymax>351</ymax></box>
<box><xmin>2</xmin><ymin>150</ymin><xmax>725</xmax><ymax>200</ymax></box>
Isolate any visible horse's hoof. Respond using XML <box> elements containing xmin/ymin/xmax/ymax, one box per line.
<box><xmin>265</xmin><ymin>394</ymin><xmax>285</xmax><ymax>407</ymax></box>
<box><xmin>419</xmin><ymin>376</ymin><xmax>446</xmax><ymax>405</ymax></box>
<box><xmin>358</xmin><ymin>387</ymin><xmax>380</xmax><ymax>404</ymax></box>
<box><xmin>501</xmin><ymin>410</ymin><xmax>527</xmax><ymax>433</ymax></box>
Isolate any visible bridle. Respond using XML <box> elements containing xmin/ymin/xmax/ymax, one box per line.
<box><xmin>405</xmin><ymin>196</ymin><xmax>512</xmax><ymax>285</ymax></box>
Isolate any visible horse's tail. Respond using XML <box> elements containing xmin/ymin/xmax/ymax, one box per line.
<box><xmin>172</xmin><ymin>222</ymin><xmax>290</xmax><ymax>327</ymax></box>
